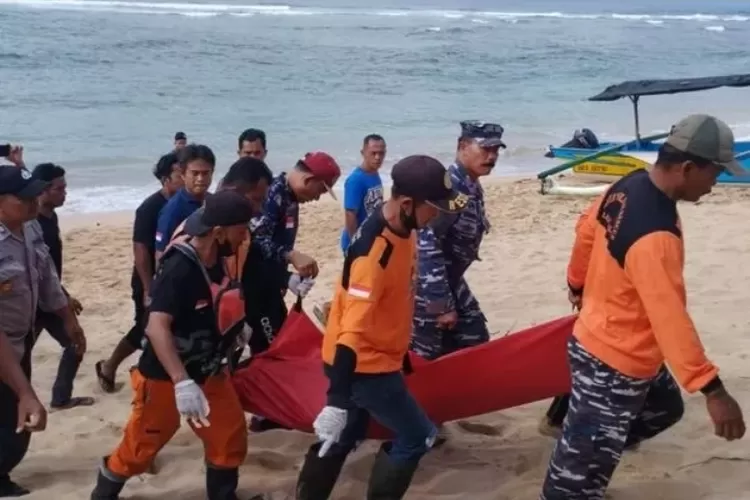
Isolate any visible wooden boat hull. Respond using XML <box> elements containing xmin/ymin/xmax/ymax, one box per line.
<box><xmin>549</xmin><ymin>142</ymin><xmax>750</xmax><ymax>184</ymax></box>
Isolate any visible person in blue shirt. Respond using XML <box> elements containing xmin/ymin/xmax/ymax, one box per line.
<box><xmin>154</xmin><ymin>144</ymin><xmax>215</xmax><ymax>260</ymax></box>
<box><xmin>340</xmin><ymin>134</ymin><xmax>385</xmax><ymax>253</ymax></box>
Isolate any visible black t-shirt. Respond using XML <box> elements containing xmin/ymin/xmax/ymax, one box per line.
<box><xmin>131</xmin><ymin>191</ymin><xmax>168</xmax><ymax>295</ymax></box>
<box><xmin>37</xmin><ymin>211</ymin><xmax>62</xmax><ymax>277</ymax></box>
<box><xmin>137</xmin><ymin>248</ymin><xmax>225</xmax><ymax>383</ymax></box>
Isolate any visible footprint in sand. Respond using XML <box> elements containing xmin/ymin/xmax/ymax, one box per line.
<box><xmin>455</xmin><ymin>420</ymin><xmax>504</xmax><ymax>436</ymax></box>
<box><xmin>244</xmin><ymin>450</ymin><xmax>298</xmax><ymax>471</ymax></box>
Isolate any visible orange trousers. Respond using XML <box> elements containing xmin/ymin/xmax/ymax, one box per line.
<box><xmin>107</xmin><ymin>368</ymin><xmax>247</xmax><ymax>478</ymax></box>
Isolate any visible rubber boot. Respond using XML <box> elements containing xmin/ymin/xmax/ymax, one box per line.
<box><xmin>206</xmin><ymin>466</ymin><xmax>240</xmax><ymax>500</ymax></box>
<box><xmin>295</xmin><ymin>443</ymin><xmax>348</xmax><ymax>500</ymax></box>
<box><xmin>89</xmin><ymin>470</ymin><xmax>125</xmax><ymax>500</ymax></box>
<box><xmin>0</xmin><ymin>474</ymin><xmax>30</xmax><ymax>498</ymax></box>
<box><xmin>366</xmin><ymin>446</ymin><xmax>420</xmax><ymax>500</ymax></box>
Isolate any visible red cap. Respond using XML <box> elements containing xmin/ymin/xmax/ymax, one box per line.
<box><xmin>300</xmin><ymin>151</ymin><xmax>341</xmax><ymax>200</ymax></box>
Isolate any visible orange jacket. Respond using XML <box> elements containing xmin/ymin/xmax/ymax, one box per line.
<box><xmin>567</xmin><ymin>170</ymin><xmax>718</xmax><ymax>393</ymax></box>
<box><xmin>322</xmin><ymin>211</ymin><xmax>416</xmax><ymax>374</ymax></box>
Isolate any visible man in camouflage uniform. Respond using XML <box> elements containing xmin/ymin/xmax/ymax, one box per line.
<box><xmin>411</xmin><ymin>121</ymin><xmax>505</xmax><ymax>361</ymax></box>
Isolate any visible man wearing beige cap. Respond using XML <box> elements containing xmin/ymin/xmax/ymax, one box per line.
<box><xmin>540</xmin><ymin>114</ymin><xmax>746</xmax><ymax>500</ymax></box>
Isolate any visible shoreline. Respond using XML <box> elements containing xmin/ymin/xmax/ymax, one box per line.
<box><xmin>58</xmin><ymin>174</ymin><xmax>536</xmax><ymax>230</ymax></box>
<box><xmin>58</xmin><ymin>172</ymin><xmax>750</xmax><ymax>232</ymax></box>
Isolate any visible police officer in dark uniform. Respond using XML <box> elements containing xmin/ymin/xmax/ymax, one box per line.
<box><xmin>411</xmin><ymin>121</ymin><xmax>505</xmax><ymax>360</ymax></box>
<box><xmin>0</xmin><ymin>166</ymin><xmax>85</xmax><ymax>496</ymax></box>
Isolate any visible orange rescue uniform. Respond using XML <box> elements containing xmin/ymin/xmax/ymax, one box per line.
<box><xmin>567</xmin><ymin>169</ymin><xmax>718</xmax><ymax>393</ymax></box>
<box><xmin>322</xmin><ymin>213</ymin><xmax>416</xmax><ymax>374</ymax></box>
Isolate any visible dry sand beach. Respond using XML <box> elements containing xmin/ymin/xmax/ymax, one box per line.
<box><xmin>20</xmin><ymin>177</ymin><xmax>750</xmax><ymax>499</ymax></box>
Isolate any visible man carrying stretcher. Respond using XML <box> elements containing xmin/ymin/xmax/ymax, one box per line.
<box><xmin>540</xmin><ymin>115</ymin><xmax>746</xmax><ymax>499</ymax></box>
<box><xmin>90</xmin><ymin>190</ymin><xmax>255</xmax><ymax>500</ymax></box>
<box><xmin>294</xmin><ymin>155</ymin><xmax>467</xmax><ymax>500</ymax></box>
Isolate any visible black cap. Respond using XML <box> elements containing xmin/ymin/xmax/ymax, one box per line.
<box><xmin>391</xmin><ymin>155</ymin><xmax>468</xmax><ymax>213</ymax></box>
<box><xmin>183</xmin><ymin>190</ymin><xmax>254</xmax><ymax>236</ymax></box>
<box><xmin>174</xmin><ymin>131</ymin><xmax>187</xmax><ymax>141</ymax></box>
<box><xmin>0</xmin><ymin>166</ymin><xmax>49</xmax><ymax>199</ymax></box>
<box><xmin>460</xmin><ymin>121</ymin><xmax>506</xmax><ymax>148</ymax></box>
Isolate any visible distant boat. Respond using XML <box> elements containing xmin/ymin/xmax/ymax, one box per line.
<box><xmin>539</xmin><ymin>74</ymin><xmax>750</xmax><ymax>195</ymax></box>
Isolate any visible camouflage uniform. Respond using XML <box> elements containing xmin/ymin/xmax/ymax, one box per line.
<box><xmin>252</xmin><ymin>172</ymin><xmax>299</xmax><ymax>264</ymax></box>
<box><xmin>411</xmin><ymin>162</ymin><xmax>491</xmax><ymax>360</ymax></box>
<box><xmin>540</xmin><ymin>338</ymin><xmax>684</xmax><ymax>500</ymax></box>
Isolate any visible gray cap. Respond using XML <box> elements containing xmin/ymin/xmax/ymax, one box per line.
<box><xmin>665</xmin><ymin>114</ymin><xmax>745</xmax><ymax>175</ymax></box>
<box><xmin>460</xmin><ymin>121</ymin><xmax>506</xmax><ymax>148</ymax></box>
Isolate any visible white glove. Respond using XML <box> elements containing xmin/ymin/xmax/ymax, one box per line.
<box><xmin>235</xmin><ymin>324</ymin><xmax>252</xmax><ymax>350</ymax></box>
<box><xmin>313</xmin><ymin>406</ymin><xmax>348</xmax><ymax>457</ymax></box>
<box><xmin>288</xmin><ymin>274</ymin><xmax>315</xmax><ymax>298</ymax></box>
<box><xmin>174</xmin><ymin>379</ymin><xmax>211</xmax><ymax>428</ymax></box>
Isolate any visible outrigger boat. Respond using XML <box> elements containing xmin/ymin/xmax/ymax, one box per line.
<box><xmin>538</xmin><ymin>74</ymin><xmax>750</xmax><ymax>195</ymax></box>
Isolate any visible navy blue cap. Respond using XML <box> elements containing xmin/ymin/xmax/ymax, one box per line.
<box><xmin>460</xmin><ymin>121</ymin><xmax>506</xmax><ymax>148</ymax></box>
<box><xmin>0</xmin><ymin>166</ymin><xmax>49</xmax><ymax>199</ymax></box>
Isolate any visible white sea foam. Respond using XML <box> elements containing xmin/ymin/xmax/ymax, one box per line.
<box><xmin>0</xmin><ymin>0</ymin><xmax>747</xmax><ymax>24</ymax></box>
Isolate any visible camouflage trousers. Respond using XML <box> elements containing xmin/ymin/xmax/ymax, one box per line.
<box><xmin>411</xmin><ymin>279</ymin><xmax>489</xmax><ymax>361</ymax></box>
<box><xmin>540</xmin><ymin>337</ymin><xmax>684</xmax><ymax>500</ymax></box>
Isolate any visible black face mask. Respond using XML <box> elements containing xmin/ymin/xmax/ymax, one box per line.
<box><xmin>399</xmin><ymin>206</ymin><xmax>418</xmax><ymax>232</ymax></box>
<box><xmin>217</xmin><ymin>240</ymin><xmax>235</xmax><ymax>258</ymax></box>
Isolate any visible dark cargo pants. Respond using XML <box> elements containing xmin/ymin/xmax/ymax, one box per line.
<box><xmin>34</xmin><ymin>311</ymin><xmax>82</xmax><ymax>407</ymax></box>
<box><xmin>540</xmin><ymin>337</ymin><xmax>684</xmax><ymax>500</ymax></box>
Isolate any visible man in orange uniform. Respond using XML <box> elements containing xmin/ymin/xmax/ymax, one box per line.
<box><xmin>294</xmin><ymin>155</ymin><xmax>467</xmax><ymax>500</ymax></box>
<box><xmin>90</xmin><ymin>191</ymin><xmax>255</xmax><ymax>500</ymax></box>
<box><xmin>540</xmin><ymin>114</ymin><xmax>746</xmax><ymax>500</ymax></box>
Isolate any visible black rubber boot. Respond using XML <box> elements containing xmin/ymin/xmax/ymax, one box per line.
<box><xmin>366</xmin><ymin>446</ymin><xmax>420</xmax><ymax>500</ymax></box>
<box><xmin>206</xmin><ymin>466</ymin><xmax>240</xmax><ymax>500</ymax></box>
<box><xmin>295</xmin><ymin>443</ymin><xmax>348</xmax><ymax>500</ymax></box>
<box><xmin>0</xmin><ymin>475</ymin><xmax>30</xmax><ymax>498</ymax></box>
<box><xmin>89</xmin><ymin>470</ymin><xmax>125</xmax><ymax>500</ymax></box>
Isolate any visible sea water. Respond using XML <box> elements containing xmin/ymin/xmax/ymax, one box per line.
<box><xmin>0</xmin><ymin>0</ymin><xmax>748</xmax><ymax>213</ymax></box>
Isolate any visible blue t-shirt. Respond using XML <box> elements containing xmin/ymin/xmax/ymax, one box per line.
<box><xmin>340</xmin><ymin>167</ymin><xmax>384</xmax><ymax>252</ymax></box>
<box><xmin>154</xmin><ymin>188</ymin><xmax>202</xmax><ymax>252</ymax></box>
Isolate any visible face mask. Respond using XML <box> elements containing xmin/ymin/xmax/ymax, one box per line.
<box><xmin>399</xmin><ymin>205</ymin><xmax>418</xmax><ymax>231</ymax></box>
<box><xmin>217</xmin><ymin>240</ymin><xmax>235</xmax><ymax>258</ymax></box>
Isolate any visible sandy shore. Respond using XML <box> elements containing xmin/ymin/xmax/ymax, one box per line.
<box><xmin>22</xmin><ymin>177</ymin><xmax>750</xmax><ymax>499</ymax></box>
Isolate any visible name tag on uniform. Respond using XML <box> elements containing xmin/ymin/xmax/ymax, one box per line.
<box><xmin>285</xmin><ymin>216</ymin><xmax>295</xmax><ymax>229</ymax></box>
<box><xmin>0</xmin><ymin>280</ymin><xmax>11</xmax><ymax>294</ymax></box>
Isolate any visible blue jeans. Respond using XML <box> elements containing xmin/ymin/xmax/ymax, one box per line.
<box><xmin>327</xmin><ymin>371</ymin><xmax>437</xmax><ymax>464</ymax></box>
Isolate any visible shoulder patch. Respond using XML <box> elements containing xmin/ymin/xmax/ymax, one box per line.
<box><xmin>596</xmin><ymin>171</ymin><xmax>680</xmax><ymax>267</ymax></box>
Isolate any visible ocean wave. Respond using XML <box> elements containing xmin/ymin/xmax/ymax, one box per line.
<box><xmin>705</xmin><ymin>25</ymin><xmax>726</xmax><ymax>32</ymax></box>
<box><xmin>0</xmin><ymin>0</ymin><xmax>748</xmax><ymax>23</ymax></box>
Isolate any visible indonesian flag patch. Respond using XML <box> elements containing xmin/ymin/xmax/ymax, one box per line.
<box><xmin>347</xmin><ymin>284</ymin><xmax>372</xmax><ymax>299</ymax></box>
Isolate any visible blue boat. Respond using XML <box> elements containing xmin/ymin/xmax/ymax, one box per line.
<box><xmin>541</xmin><ymin>74</ymin><xmax>750</xmax><ymax>186</ymax></box>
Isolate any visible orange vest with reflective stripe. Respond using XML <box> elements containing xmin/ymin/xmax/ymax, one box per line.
<box><xmin>164</xmin><ymin>226</ymin><xmax>249</xmax><ymax>338</ymax></box>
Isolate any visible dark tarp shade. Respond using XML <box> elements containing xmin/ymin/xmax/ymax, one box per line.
<box><xmin>589</xmin><ymin>74</ymin><xmax>750</xmax><ymax>101</ymax></box>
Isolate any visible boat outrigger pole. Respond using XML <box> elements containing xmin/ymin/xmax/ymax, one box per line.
<box><xmin>536</xmin><ymin>131</ymin><xmax>669</xmax><ymax>185</ymax></box>
<box><xmin>630</xmin><ymin>95</ymin><xmax>641</xmax><ymax>145</ymax></box>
